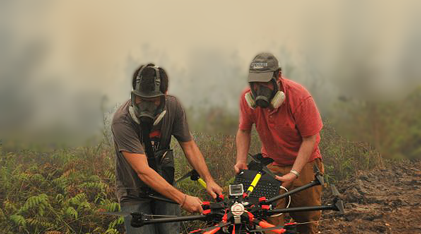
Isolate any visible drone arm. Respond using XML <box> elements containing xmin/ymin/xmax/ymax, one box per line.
<box><xmin>140</xmin><ymin>214</ymin><xmax>207</xmax><ymax>226</ymax></box>
<box><xmin>265</xmin><ymin>174</ymin><xmax>323</xmax><ymax>204</ymax></box>
<box><xmin>147</xmin><ymin>194</ymin><xmax>178</xmax><ymax>204</ymax></box>
<box><xmin>267</xmin><ymin>204</ymin><xmax>338</xmax><ymax>215</ymax></box>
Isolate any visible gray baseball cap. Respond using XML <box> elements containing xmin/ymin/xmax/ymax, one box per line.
<box><xmin>248</xmin><ymin>52</ymin><xmax>280</xmax><ymax>82</ymax></box>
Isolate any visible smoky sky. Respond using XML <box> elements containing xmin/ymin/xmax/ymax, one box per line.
<box><xmin>1</xmin><ymin>0</ymin><xmax>420</xmax><ymax>143</ymax></box>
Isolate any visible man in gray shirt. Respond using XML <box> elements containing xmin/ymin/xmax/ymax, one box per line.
<box><xmin>112</xmin><ymin>63</ymin><xmax>222</xmax><ymax>234</ymax></box>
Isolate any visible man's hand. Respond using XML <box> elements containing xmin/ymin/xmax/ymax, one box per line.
<box><xmin>275</xmin><ymin>172</ymin><xmax>297</xmax><ymax>188</ymax></box>
<box><xmin>235</xmin><ymin>129</ymin><xmax>251</xmax><ymax>174</ymax></box>
<box><xmin>205</xmin><ymin>180</ymin><xmax>223</xmax><ymax>199</ymax></box>
<box><xmin>181</xmin><ymin>195</ymin><xmax>203</xmax><ymax>213</ymax></box>
<box><xmin>234</xmin><ymin>162</ymin><xmax>248</xmax><ymax>174</ymax></box>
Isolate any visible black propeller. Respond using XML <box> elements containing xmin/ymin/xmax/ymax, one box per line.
<box><xmin>176</xmin><ymin>169</ymin><xmax>200</xmax><ymax>183</ymax></box>
<box><xmin>248</xmin><ymin>153</ymin><xmax>277</xmax><ymax>178</ymax></box>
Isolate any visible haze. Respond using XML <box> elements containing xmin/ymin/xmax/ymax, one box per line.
<box><xmin>1</xmin><ymin>0</ymin><xmax>420</xmax><ymax>142</ymax></box>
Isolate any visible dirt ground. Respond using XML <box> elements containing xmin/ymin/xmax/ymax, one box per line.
<box><xmin>319</xmin><ymin>160</ymin><xmax>421</xmax><ymax>234</ymax></box>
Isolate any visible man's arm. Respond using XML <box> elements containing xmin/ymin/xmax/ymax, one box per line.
<box><xmin>234</xmin><ymin>128</ymin><xmax>251</xmax><ymax>174</ymax></box>
<box><xmin>122</xmin><ymin>151</ymin><xmax>203</xmax><ymax>213</ymax></box>
<box><xmin>276</xmin><ymin>134</ymin><xmax>317</xmax><ymax>187</ymax></box>
<box><xmin>179</xmin><ymin>140</ymin><xmax>223</xmax><ymax>199</ymax></box>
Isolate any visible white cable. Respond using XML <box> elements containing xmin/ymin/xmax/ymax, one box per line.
<box><xmin>270</xmin><ymin>186</ymin><xmax>291</xmax><ymax>217</ymax></box>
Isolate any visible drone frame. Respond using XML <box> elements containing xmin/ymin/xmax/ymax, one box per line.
<box><xmin>104</xmin><ymin>154</ymin><xmax>345</xmax><ymax>234</ymax></box>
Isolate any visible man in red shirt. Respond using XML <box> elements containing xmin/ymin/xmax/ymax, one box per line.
<box><xmin>234</xmin><ymin>53</ymin><xmax>324</xmax><ymax>234</ymax></box>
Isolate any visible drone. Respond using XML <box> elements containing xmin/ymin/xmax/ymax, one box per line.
<box><xmin>103</xmin><ymin>154</ymin><xmax>345</xmax><ymax>234</ymax></box>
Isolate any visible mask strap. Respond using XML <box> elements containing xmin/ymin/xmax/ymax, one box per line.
<box><xmin>153</xmin><ymin>66</ymin><xmax>161</xmax><ymax>93</ymax></box>
<box><xmin>134</xmin><ymin>65</ymin><xmax>161</xmax><ymax>93</ymax></box>
<box><xmin>153</xmin><ymin>110</ymin><xmax>167</xmax><ymax>126</ymax></box>
<box><xmin>129</xmin><ymin>106</ymin><xmax>140</xmax><ymax>124</ymax></box>
<box><xmin>249</xmin><ymin>83</ymin><xmax>258</xmax><ymax>100</ymax></box>
<box><xmin>134</xmin><ymin>65</ymin><xmax>148</xmax><ymax>91</ymax></box>
<box><xmin>270</xmin><ymin>78</ymin><xmax>279</xmax><ymax>97</ymax></box>
<box><xmin>140</xmin><ymin>121</ymin><xmax>159</xmax><ymax>172</ymax></box>
<box><xmin>129</xmin><ymin>106</ymin><xmax>166</xmax><ymax>126</ymax></box>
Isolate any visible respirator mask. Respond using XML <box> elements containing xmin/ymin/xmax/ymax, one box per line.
<box><xmin>246</xmin><ymin>53</ymin><xmax>285</xmax><ymax>109</ymax></box>
<box><xmin>245</xmin><ymin>78</ymin><xmax>285</xmax><ymax>109</ymax></box>
<box><xmin>129</xmin><ymin>65</ymin><xmax>166</xmax><ymax>126</ymax></box>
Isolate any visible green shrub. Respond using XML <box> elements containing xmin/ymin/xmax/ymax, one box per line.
<box><xmin>0</xmin><ymin>143</ymin><xmax>124</xmax><ymax>234</ymax></box>
<box><xmin>0</xmin><ymin>108</ymin><xmax>388</xmax><ymax>233</ymax></box>
<box><xmin>331</xmin><ymin>86</ymin><xmax>421</xmax><ymax>161</ymax></box>
<box><xmin>320</xmin><ymin>122</ymin><xmax>383</xmax><ymax>183</ymax></box>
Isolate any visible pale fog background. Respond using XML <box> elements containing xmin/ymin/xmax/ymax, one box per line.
<box><xmin>1</xmin><ymin>0</ymin><xmax>421</xmax><ymax>145</ymax></box>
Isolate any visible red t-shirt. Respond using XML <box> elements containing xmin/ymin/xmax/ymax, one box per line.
<box><xmin>239</xmin><ymin>77</ymin><xmax>323</xmax><ymax>166</ymax></box>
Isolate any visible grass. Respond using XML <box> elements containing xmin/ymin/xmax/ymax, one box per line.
<box><xmin>320</xmin><ymin>122</ymin><xmax>384</xmax><ymax>183</ymax></box>
<box><xmin>0</xmin><ymin>120</ymin><xmax>384</xmax><ymax>233</ymax></box>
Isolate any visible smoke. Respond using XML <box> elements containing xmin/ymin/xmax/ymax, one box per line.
<box><xmin>1</xmin><ymin>0</ymin><xmax>420</xmax><ymax>144</ymax></box>
<box><xmin>300</xmin><ymin>0</ymin><xmax>421</xmax><ymax>101</ymax></box>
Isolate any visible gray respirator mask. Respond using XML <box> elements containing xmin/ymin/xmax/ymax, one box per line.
<box><xmin>129</xmin><ymin>65</ymin><xmax>166</xmax><ymax>126</ymax></box>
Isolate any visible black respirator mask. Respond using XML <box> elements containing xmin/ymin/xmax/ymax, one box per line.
<box><xmin>129</xmin><ymin>65</ymin><xmax>166</xmax><ymax>126</ymax></box>
<box><xmin>245</xmin><ymin>78</ymin><xmax>285</xmax><ymax>109</ymax></box>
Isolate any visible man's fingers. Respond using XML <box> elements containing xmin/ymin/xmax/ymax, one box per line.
<box><xmin>234</xmin><ymin>164</ymin><xmax>248</xmax><ymax>174</ymax></box>
<box><xmin>207</xmin><ymin>183</ymin><xmax>222</xmax><ymax>199</ymax></box>
<box><xmin>275</xmin><ymin>175</ymin><xmax>284</xmax><ymax>181</ymax></box>
<box><xmin>276</xmin><ymin>175</ymin><xmax>290</xmax><ymax>182</ymax></box>
<box><xmin>209</xmin><ymin>190</ymin><xmax>217</xmax><ymax>199</ymax></box>
<box><xmin>234</xmin><ymin>166</ymin><xmax>240</xmax><ymax>174</ymax></box>
<box><xmin>282</xmin><ymin>181</ymin><xmax>292</xmax><ymax>189</ymax></box>
<box><xmin>196</xmin><ymin>198</ymin><xmax>204</xmax><ymax>213</ymax></box>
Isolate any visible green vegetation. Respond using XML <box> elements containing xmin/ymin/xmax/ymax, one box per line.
<box><xmin>2</xmin><ymin>88</ymin><xmax>421</xmax><ymax>233</ymax></box>
<box><xmin>332</xmin><ymin>86</ymin><xmax>421</xmax><ymax>161</ymax></box>
<box><xmin>320</xmin><ymin>123</ymin><xmax>383</xmax><ymax>183</ymax></box>
<box><xmin>0</xmin><ymin>144</ymin><xmax>124</xmax><ymax>234</ymax></box>
<box><xmin>0</xmin><ymin>122</ymin><xmax>383</xmax><ymax>233</ymax></box>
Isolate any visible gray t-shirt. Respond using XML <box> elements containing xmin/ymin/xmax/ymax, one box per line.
<box><xmin>111</xmin><ymin>95</ymin><xmax>191</xmax><ymax>203</ymax></box>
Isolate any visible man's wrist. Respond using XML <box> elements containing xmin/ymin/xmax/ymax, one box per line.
<box><xmin>180</xmin><ymin>194</ymin><xmax>187</xmax><ymax>207</ymax></box>
<box><xmin>174</xmin><ymin>191</ymin><xmax>186</xmax><ymax>205</ymax></box>
<box><xmin>198</xmin><ymin>171</ymin><xmax>213</xmax><ymax>183</ymax></box>
<box><xmin>203</xmin><ymin>176</ymin><xmax>214</xmax><ymax>184</ymax></box>
<box><xmin>290</xmin><ymin>169</ymin><xmax>300</xmax><ymax>178</ymax></box>
<box><xmin>235</xmin><ymin>158</ymin><xmax>247</xmax><ymax>165</ymax></box>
